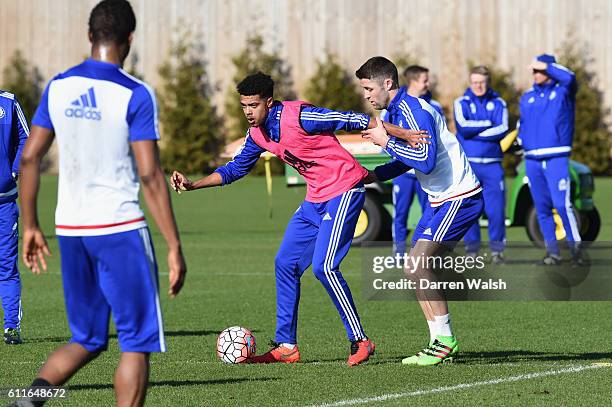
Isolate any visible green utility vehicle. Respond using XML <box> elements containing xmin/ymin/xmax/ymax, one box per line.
<box><xmin>285</xmin><ymin>135</ymin><xmax>600</xmax><ymax>247</ymax></box>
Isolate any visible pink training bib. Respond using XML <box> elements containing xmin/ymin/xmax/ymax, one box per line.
<box><xmin>249</xmin><ymin>101</ymin><xmax>368</xmax><ymax>202</ymax></box>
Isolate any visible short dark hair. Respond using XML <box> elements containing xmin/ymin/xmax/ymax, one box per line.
<box><xmin>236</xmin><ymin>72</ymin><xmax>274</xmax><ymax>99</ymax></box>
<box><xmin>403</xmin><ymin>65</ymin><xmax>429</xmax><ymax>84</ymax></box>
<box><xmin>470</xmin><ymin>65</ymin><xmax>490</xmax><ymax>78</ymax></box>
<box><xmin>89</xmin><ymin>0</ymin><xmax>136</xmax><ymax>45</ymax></box>
<box><xmin>355</xmin><ymin>57</ymin><xmax>399</xmax><ymax>88</ymax></box>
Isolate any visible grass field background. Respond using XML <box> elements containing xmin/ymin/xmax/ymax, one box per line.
<box><xmin>1</xmin><ymin>175</ymin><xmax>611</xmax><ymax>406</ymax></box>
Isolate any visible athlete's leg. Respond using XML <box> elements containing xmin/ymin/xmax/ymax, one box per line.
<box><xmin>482</xmin><ymin>163</ymin><xmax>506</xmax><ymax>254</ymax></box>
<box><xmin>311</xmin><ymin>187</ymin><xmax>367</xmax><ymax>341</ymax></box>
<box><xmin>393</xmin><ymin>174</ymin><xmax>416</xmax><ymax>254</ymax></box>
<box><xmin>0</xmin><ymin>202</ymin><xmax>21</xmax><ymax>337</ymax></box>
<box><xmin>405</xmin><ymin>195</ymin><xmax>483</xmax><ymax>365</ymax></box>
<box><xmin>410</xmin><ymin>196</ymin><xmax>484</xmax><ymax>330</ymax></box>
<box><xmin>545</xmin><ymin>157</ymin><xmax>581</xmax><ymax>249</ymax></box>
<box><xmin>115</xmin><ymin>352</ymin><xmax>150</xmax><ymax>407</ymax></box>
<box><xmin>89</xmin><ymin>228</ymin><xmax>165</xmax><ymax>406</ymax></box>
<box><xmin>273</xmin><ymin>203</ymin><xmax>319</xmax><ymax>344</ymax></box>
<box><xmin>410</xmin><ymin>204</ymin><xmax>436</xmax><ymax>323</ymax></box>
<box><xmin>36</xmin><ymin>235</ymin><xmax>108</xmax><ymax>385</ymax></box>
<box><xmin>462</xmin><ymin>163</ymin><xmax>483</xmax><ymax>254</ymax></box>
<box><xmin>37</xmin><ymin>343</ymin><xmax>100</xmax><ymax>385</ymax></box>
<box><xmin>526</xmin><ymin>159</ymin><xmax>558</xmax><ymax>255</ymax></box>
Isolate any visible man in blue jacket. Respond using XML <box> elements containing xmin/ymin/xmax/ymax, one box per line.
<box><xmin>389</xmin><ymin>65</ymin><xmax>444</xmax><ymax>255</ymax></box>
<box><xmin>0</xmin><ymin>90</ymin><xmax>29</xmax><ymax>345</ymax></box>
<box><xmin>518</xmin><ymin>54</ymin><xmax>581</xmax><ymax>265</ymax></box>
<box><xmin>454</xmin><ymin>66</ymin><xmax>508</xmax><ymax>264</ymax></box>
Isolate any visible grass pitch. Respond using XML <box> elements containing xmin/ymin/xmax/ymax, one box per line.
<box><xmin>1</xmin><ymin>175</ymin><xmax>611</xmax><ymax>406</ymax></box>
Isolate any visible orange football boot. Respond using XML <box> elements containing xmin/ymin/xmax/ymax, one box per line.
<box><xmin>347</xmin><ymin>338</ymin><xmax>375</xmax><ymax>366</ymax></box>
<box><xmin>248</xmin><ymin>342</ymin><xmax>300</xmax><ymax>364</ymax></box>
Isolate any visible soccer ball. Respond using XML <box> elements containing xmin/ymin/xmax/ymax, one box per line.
<box><xmin>216</xmin><ymin>326</ymin><xmax>256</xmax><ymax>364</ymax></box>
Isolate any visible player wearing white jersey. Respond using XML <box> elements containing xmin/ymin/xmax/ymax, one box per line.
<box><xmin>358</xmin><ymin>57</ymin><xmax>484</xmax><ymax>366</ymax></box>
<box><xmin>15</xmin><ymin>1</ymin><xmax>186</xmax><ymax>406</ymax></box>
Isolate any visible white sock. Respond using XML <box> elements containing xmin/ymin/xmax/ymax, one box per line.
<box><xmin>426</xmin><ymin>320</ymin><xmax>436</xmax><ymax>343</ymax></box>
<box><xmin>434</xmin><ymin>313</ymin><xmax>453</xmax><ymax>337</ymax></box>
<box><xmin>281</xmin><ymin>343</ymin><xmax>296</xmax><ymax>349</ymax></box>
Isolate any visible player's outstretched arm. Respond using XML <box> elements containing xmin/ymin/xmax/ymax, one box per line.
<box><xmin>170</xmin><ymin>132</ymin><xmax>265</xmax><ymax>194</ymax></box>
<box><xmin>18</xmin><ymin>125</ymin><xmax>54</xmax><ymax>274</ymax></box>
<box><xmin>132</xmin><ymin>140</ymin><xmax>186</xmax><ymax>298</ymax></box>
<box><xmin>169</xmin><ymin>171</ymin><xmax>223</xmax><ymax>193</ymax></box>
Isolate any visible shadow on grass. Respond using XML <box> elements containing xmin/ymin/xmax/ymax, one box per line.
<box><xmin>25</xmin><ymin>329</ymin><xmax>239</xmax><ymax>344</ymax></box>
<box><xmin>68</xmin><ymin>377</ymin><xmax>279</xmax><ymax>391</ymax></box>
<box><xmin>456</xmin><ymin>350</ymin><xmax>612</xmax><ymax>364</ymax></box>
<box><xmin>25</xmin><ymin>336</ymin><xmax>71</xmax><ymax>344</ymax></box>
<box><xmin>299</xmin><ymin>354</ymin><xmax>400</xmax><ymax>365</ymax></box>
<box><xmin>300</xmin><ymin>351</ymin><xmax>612</xmax><ymax>366</ymax></box>
<box><xmin>164</xmin><ymin>330</ymin><xmax>219</xmax><ymax>337</ymax></box>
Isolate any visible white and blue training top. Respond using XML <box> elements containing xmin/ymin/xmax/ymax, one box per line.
<box><xmin>32</xmin><ymin>58</ymin><xmax>159</xmax><ymax>236</ymax></box>
<box><xmin>374</xmin><ymin>86</ymin><xmax>481</xmax><ymax>206</ymax></box>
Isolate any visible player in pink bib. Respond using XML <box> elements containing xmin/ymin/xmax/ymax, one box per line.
<box><xmin>171</xmin><ymin>72</ymin><xmax>427</xmax><ymax>366</ymax></box>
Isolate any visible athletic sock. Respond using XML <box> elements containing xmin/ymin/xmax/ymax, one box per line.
<box><xmin>25</xmin><ymin>378</ymin><xmax>52</xmax><ymax>407</ymax></box>
<box><xmin>281</xmin><ymin>343</ymin><xmax>296</xmax><ymax>349</ymax></box>
<box><xmin>426</xmin><ymin>319</ymin><xmax>436</xmax><ymax>342</ymax></box>
<box><xmin>434</xmin><ymin>313</ymin><xmax>453</xmax><ymax>337</ymax></box>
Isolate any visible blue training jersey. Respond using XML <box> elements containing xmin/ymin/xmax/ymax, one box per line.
<box><xmin>0</xmin><ymin>91</ymin><xmax>29</xmax><ymax>204</ymax></box>
<box><xmin>454</xmin><ymin>88</ymin><xmax>508</xmax><ymax>162</ymax></box>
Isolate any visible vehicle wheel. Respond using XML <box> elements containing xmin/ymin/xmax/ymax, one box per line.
<box><xmin>352</xmin><ymin>193</ymin><xmax>383</xmax><ymax>245</ymax></box>
<box><xmin>525</xmin><ymin>205</ymin><xmax>582</xmax><ymax>248</ymax></box>
<box><xmin>579</xmin><ymin>207</ymin><xmax>600</xmax><ymax>243</ymax></box>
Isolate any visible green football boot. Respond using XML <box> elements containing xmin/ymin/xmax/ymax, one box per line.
<box><xmin>402</xmin><ymin>341</ymin><xmax>432</xmax><ymax>365</ymax></box>
<box><xmin>416</xmin><ymin>335</ymin><xmax>458</xmax><ymax>366</ymax></box>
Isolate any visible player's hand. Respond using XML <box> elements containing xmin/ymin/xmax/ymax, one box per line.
<box><xmin>22</xmin><ymin>227</ymin><xmax>51</xmax><ymax>274</ymax></box>
<box><xmin>167</xmin><ymin>247</ymin><xmax>187</xmax><ymax>298</ymax></box>
<box><xmin>362</xmin><ymin>117</ymin><xmax>391</xmax><ymax>148</ymax></box>
<box><xmin>170</xmin><ymin>171</ymin><xmax>193</xmax><ymax>194</ymax></box>
<box><xmin>530</xmin><ymin>60</ymin><xmax>547</xmax><ymax>71</ymax></box>
<box><xmin>394</xmin><ymin>128</ymin><xmax>430</xmax><ymax>148</ymax></box>
<box><xmin>362</xmin><ymin>170</ymin><xmax>378</xmax><ymax>184</ymax></box>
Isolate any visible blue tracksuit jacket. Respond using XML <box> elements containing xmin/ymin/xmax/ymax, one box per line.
<box><xmin>454</xmin><ymin>88</ymin><xmax>508</xmax><ymax>162</ymax></box>
<box><xmin>518</xmin><ymin>63</ymin><xmax>577</xmax><ymax>160</ymax></box>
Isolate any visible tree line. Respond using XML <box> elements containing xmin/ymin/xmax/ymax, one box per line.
<box><xmin>3</xmin><ymin>31</ymin><xmax>610</xmax><ymax>175</ymax></box>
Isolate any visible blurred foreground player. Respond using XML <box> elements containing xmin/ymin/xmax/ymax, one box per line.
<box><xmin>14</xmin><ymin>1</ymin><xmax>186</xmax><ymax>406</ymax></box>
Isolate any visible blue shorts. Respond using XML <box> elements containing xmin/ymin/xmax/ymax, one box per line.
<box><xmin>57</xmin><ymin>228</ymin><xmax>166</xmax><ymax>353</ymax></box>
<box><xmin>412</xmin><ymin>193</ymin><xmax>484</xmax><ymax>247</ymax></box>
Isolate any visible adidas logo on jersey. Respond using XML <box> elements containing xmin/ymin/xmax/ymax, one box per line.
<box><xmin>64</xmin><ymin>87</ymin><xmax>102</xmax><ymax>120</ymax></box>
<box><xmin>423</xmin><ymin>228</ymin><xmax>432</xmax><ymax>235</ymax></box>
<box><xmin>322</xmin><ymin>213</ymin><xmax>332</xmax><ymax>221</ymax></box>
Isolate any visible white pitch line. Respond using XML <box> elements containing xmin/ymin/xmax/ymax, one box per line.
<box><xmin>307</xmin><ymin>364</ymin><xmax>609</xmax><ymax>407</ymax></box>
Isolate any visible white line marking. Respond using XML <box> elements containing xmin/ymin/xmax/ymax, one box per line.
<box><xmin>307</xmin><ymin>364</ymin><xmax>609</xmax><ymax>407</ymax></box>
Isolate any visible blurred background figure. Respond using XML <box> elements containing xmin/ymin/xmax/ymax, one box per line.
<box><xmin>453</xmin><ymin>66</ymin><xmax>508</xmax><ymax>264</ymax></box>
<box><xmin>389</xmin><ymin>65</ymin><xmax>443</xmax><ymax>255</ymax></box>
<box><xmin>518</xmin><ymin>54</ymin><xmax>582</xmax><ymax>265</ymax></box>
<box><xmin>0</xmin><ymin>89</ymin><xmax>28</xmax><ymax>345</ymax></box>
